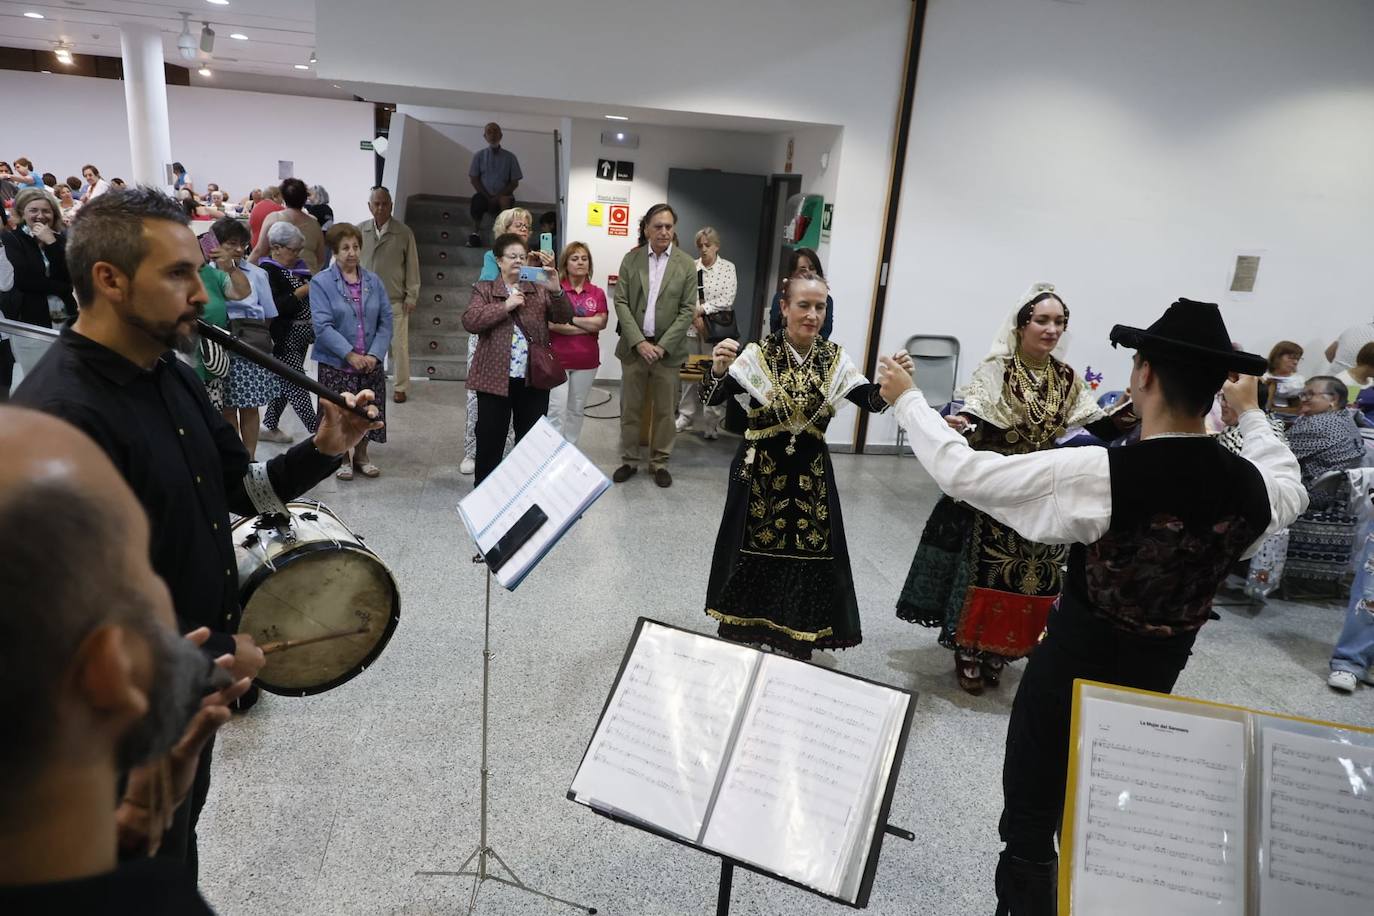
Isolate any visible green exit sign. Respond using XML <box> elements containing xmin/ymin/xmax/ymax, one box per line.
<box><xmin>360</xmin><ymin>140</ymin><xmax>374</xmax><ymax>151</ymax></box>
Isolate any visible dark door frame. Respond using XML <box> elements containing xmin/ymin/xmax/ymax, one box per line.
<box><xmin>753</xmin><ymin>173</ymin><xmax>802</xmax><ymax>342</ymax></box>
<box><xmin>853</xmin><ymin>0</ymin><xmax>930</xmax><ymax>453</ymax></box>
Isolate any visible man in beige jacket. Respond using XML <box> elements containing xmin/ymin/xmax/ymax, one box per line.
<box><xmin>359</xmin><ymin>187</ymin><xmax>421</xmax><ymax>403</ymax></box>
<box><xmin>612</xmin><ymin>203</ymin><xmax>697</xmax><ymax>487</ymax></box>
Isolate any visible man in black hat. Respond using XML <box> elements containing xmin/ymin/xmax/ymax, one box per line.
<box><xmin>878</xmin><ymin>299</ymin><xmax>1308</xmax><ymax>916</ymax></box>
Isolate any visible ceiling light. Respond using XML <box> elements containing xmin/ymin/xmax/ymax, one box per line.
<box><xmin>24</xmin><ymin>11</ymin><xmax>45</xmax><ymax>18</ymax></box>
<box><xmin>229</xmin><ymin>32</ymin><xmax>247</xmax><ymax>40</ymax></box>
<box><xmin>176</xmin><ymin>13</ymin><xmax>197</xmax><ymax>61</ymax></box>
<box><xmin>200</xmin><ymin>22</ymin><xmax>215</xmax><ymax>53</ymax></box>
<box><xmin>206</xmin><ymin>0</ymin><xmax>229</xmax><ymax>5</ymax></box>
<box><xmin>54</xmin><ymin>44</ymin><xmax>74</xmax><ymax>65</ymax></box>
<box><xmin>309</xmin><ymin>49</ymin><xmax>317</xmax><ymax>63</ymax></box>
<box><xmin>294</xmin><ymin>63</ymin><xmax>310</xmax><ymax>70</ymax></box>
<box><xmin>198</xmin><ymin>66</ymin><xmax>212</xmax><ymax>77</ymax></box>
<box><xmin>604</xmin><ymin>114</ymin><xmax>629</xmax><ymax>121</ymax></box>
<box><xmin>39</xmin><ymin>69</ymin><xmax>51</xmax><ymax>74</ymax></box>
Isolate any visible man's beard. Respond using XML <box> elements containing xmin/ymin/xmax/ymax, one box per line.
<box><xmin>115</xmin><ymin>614</ymin><xmax>215</xmax><ymax>771</ymax></box>
<box><xmin>125</xmin><ymin>311</ymin><xmax>200</xmax><ymax>355</ymax></box>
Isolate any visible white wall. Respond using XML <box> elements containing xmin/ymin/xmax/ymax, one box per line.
<box><xmin>317</xmin><ymin>0</ymin><xmax>910</xmax><ymax>440</ymax></box>
<box><xmin>4</xmin><ymin>71</ymin><xmax>376</xmax><ymax>225</ymax></box>
<box><xmin>416</xmin><ymin>123</ymin><xmax>558</xmax><ymax>205</ymax></box>
<box><xmin>869</xmin><ymin>0</ymin><xmax>1374</xmax><ymax>446</ymax></box>
<box><xmin>563</xmin><ymin>119</ymin><xmax>779</xmax><ymax>378</ymax></box>
<box><xmin>382</xmin><ymin>113</ymin><xmax>424</xmax><ymax>222</ymax></box>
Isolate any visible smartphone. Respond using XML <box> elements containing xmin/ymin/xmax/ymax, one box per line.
<box><xmin>517</xmin><ymin>265</ymin><xmax>545</xmax><ymax>283</ymax></box>
<box><xmin>539</xmin><ymin>232</ymin><xmax>553</xmax><ymax>253</ymax></box>
<box><xmin>199</xmin><ymin>232</ymin><xmax>219</xmax><ymax>263</ymax></box>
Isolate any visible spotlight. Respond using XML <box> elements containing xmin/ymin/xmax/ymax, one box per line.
<box><xmin>294</xmin><ymin>64</ymin><xmax>310</xmax><ymax>70</ymax></box>
<box><xmin>309</xmin><ymin>49</ymin><xmax>317</xmax><ymax>63</ymax></box>
<box><xmin>198</xmin><ymin>66</ymin><xmax>212</xmax><ymax>77</ymax></box>
<box><xmin>54</xmin><ymin>44</ymin><xmax>74</xmax><ymax>65</ymax></box>
<box><xmin>200</xmin><ymin>22</ymin><xmax>215</xmax><ymax>53</ymax></box>
<box><xmin>176</xmin><ymin>13</ymin><xmax>197</xmax><ymax>61</ymax></box>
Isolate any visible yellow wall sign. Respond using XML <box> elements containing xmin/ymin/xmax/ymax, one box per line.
<box><xmin>587</xmin><ymin>203</ymin><xmax>605</xmax><ymax>227</ymax></box>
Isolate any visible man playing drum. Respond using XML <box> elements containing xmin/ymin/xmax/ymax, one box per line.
<box><xmin>13</xmin><ymin>188</ymin><xmax>382</xmax><ymax>880</ymax></box>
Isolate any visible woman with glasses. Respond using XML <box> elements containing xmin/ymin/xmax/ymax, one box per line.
<box><xmin>462</xmin><ymin>232</ymin><xmax>571</xmax><ymax>483</ymax></box>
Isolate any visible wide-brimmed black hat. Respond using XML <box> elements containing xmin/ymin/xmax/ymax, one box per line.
<box><xmin>1109</xmin><ymin>299</ymin><xmax>1267</xmax><ymax>375</ymax></box>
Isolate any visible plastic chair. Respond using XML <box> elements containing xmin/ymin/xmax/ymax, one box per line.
<box><xmin>896</xmin><ymin>335</ymin><xmax>960</xmax><ymax>453</ymax></box>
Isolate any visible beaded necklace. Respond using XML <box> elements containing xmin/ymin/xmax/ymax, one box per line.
<box><xmin>1007</xmin><ymin>349</ymin><xmax>1068</xmax><ymax>444</ymax></box>
<box><xmin>770</xmin><ymin>337</ymin><xmax>831</xmax><ymax>455</ymax></box>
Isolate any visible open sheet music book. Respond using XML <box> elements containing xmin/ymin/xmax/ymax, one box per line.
<box><xmin>457</xmin><ymin>417</ymin><xmax>610</xmax><ymax>589</ymax></box>
<box><xmin>1063</xmin><ymin>681</ymin><xmax>1374</xmax><ymax>916</ymax></box>
<box><xmin>568</xmin><ymin>619</ymin><xmax>914</xmax><ymax>906</ymax></box>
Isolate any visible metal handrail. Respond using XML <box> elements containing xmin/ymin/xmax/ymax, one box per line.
<box><xmin>0</xmin><ymin>317</ymin><xmax>60</xmax><ymax>342</ymax></box>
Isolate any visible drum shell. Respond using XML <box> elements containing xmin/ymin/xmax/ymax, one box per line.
<box><xmin>232</xmin><ymin>501</ymin><xmax>399</xmax><ymax>696</ymax></box>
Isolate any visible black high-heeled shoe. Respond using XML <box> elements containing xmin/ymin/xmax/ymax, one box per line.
<box><xmin>993</xmin><ymin>851</ymin><xmax>1057</xmax><ymax>916</ymax></box>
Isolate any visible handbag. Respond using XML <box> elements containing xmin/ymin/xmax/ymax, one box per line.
<box><xmin>228</xmin><ymin>317</ymin><xmax>273</xmax><ymax>355</ymax></box>
<box><xmin>199</xmin><ymin>336</ymin><xmax>230</xmax><ymax>379</ymax></box>
<box><xmin>511</xmin><ymin>309</ymin><xmax>566</xmax><ymax>391</ymax></box>
<box><xmin>699</xmin><ymin>268</ymin><xmax>739</xmax><ymax>344</ymax></box>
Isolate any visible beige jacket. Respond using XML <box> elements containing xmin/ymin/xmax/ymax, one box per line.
<box><xmin>359</xmin><ymin>218</ymin><xmax>421</xmax><ymax>309</ymax></box>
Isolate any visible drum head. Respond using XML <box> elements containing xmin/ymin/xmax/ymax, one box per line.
<box><xmin>239</xmin><ymin>544</ymin><xmax>400</xmax><ymax>696</ymax></box>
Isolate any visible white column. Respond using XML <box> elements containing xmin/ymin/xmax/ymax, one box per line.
<box><xmin>119</xmin><ymin>23</ymin><xmax>173</xmax><ymax>190</ymax></box>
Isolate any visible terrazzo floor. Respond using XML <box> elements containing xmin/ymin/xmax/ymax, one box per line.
<box><xmin>197</xmin><ymin>379</ymin><xmax>1371</xmax><ymax>916</ymax></box>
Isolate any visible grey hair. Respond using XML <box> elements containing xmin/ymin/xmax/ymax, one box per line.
<box><xmin>266</xmin><ymin>220</ymin><xmax>306</xmax><ymax>249</ymax></box>
<box><xmin>694</xmin><ymin>226</ymin><xmax>721</xmax><ymax>249</ymax></box>
<box><xmin>1308</xmin><ymin>375</ymin><xmax>1349</xmax><ymax>409</ymax></box>
<box><xmin>309</xmin><ymin>184</ymin><xmax>329</xmax><ymax>205</ymax></box>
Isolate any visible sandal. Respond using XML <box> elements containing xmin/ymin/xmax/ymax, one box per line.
<box><xmin>982</xmin><ymin>655</ymin><xmax>1005</xmax><ymax>688</ymax></box>
<box><xmin>956</xmin><ymin>650</ymin><xmax>984</xmax><ymax>694</ymax></box>
<box><xmin>335</xmin><ymin>464</ymin><xmax>354</xmax><ymax>481</ymax></box>
<box><xmin>354</xmin><ymin>461</ymin><xmax>381</xmax><ymax>478</ymax></box>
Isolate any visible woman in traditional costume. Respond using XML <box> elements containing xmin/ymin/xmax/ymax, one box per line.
<box><xmin>701</xmin><ymin>271</ymin><xmax>912</xmax><ymax>659</ymax></box>
<box><xmin>896</xmin><ymin>283</ymin><xmax>1130</xmax><ymax>692</ymax></box>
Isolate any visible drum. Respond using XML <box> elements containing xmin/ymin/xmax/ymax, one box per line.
<box><xmin>232</xmin><ymin>500</ymin><xmax>400</xmax><ymax>696</ymax></box>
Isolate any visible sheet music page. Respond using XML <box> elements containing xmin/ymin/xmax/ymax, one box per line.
<box><xmin>458</xmin><ymin>418</ymin><xmax>609</xmax><ymax>588</ymax></box>
<box><xmin>1257</xmin><ymin>724</ymin><xmax>1374</xmax><ymax>916</ymax></box>
<box><xmin>569</xmin><ymin>623</ymin><xmax>760</xmax><ymax>842</ymax></box>
<box><xmin>701</xmin><ymin>655</ymin><xmax>906</xmax><ymax>901</ymax></box>
<box><xmin>1069</xmin><ymin>697</ymin><xmax>1246</xmax><ymax>916</ymax></box>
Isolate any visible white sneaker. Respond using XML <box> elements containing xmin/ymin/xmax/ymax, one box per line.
<box><xmin>675</xmin><ymin>416</ymin><xmax>692</xmax><ymax>433</ymax></box>
<box><xmin>1328</xmin><ymin>670</ymin><xmax>1358</xmax><ymax>693</ymax></box>
<box><xmin>260</xmin><ymin>426</ymin><xmax>294</xmax><ymax>444</ymax></box>
<box><xmin>460</xmin><ymin>457</ymin><xmax>475</xmax><ymax>475</ymax></box>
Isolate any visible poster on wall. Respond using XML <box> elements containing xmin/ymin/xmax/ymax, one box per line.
<box><xmin>596</xmin><ymin>181</ymin><xmax>629</xmax><ymax>205</ymax></box>
<box><xmin>608</xmin><ymin>204</ymin><xmax>630</xmax><ymax>237</ymax></box>
<box><xmin>821</xmin><ymin>204</ymin><xmax>834</xmax><ymax>244</ymax></box>
<box><xmin>278</xmin><ymin>160</ymin><xmax>294</xmax><ymax>180</ymax></box>
<box><xmin>1227</xmin><ymin>248</ymin><xmax>1266</xmax><ymax>299</ymax></box>
<box><xmin>587</xmin><ymin>203</ymin><xmax>605</xmax><ymax>227</ymax></box>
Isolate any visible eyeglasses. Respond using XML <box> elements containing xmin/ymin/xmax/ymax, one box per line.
<box><xmin>1298</xmin><ymin>391</ymin><xmax>1334</xmax><ymax>401</ymax></box>
<box><xmin>501</xmin><ymin>253</ymin><xmax>527</xmax><ymax>262</ymax></box>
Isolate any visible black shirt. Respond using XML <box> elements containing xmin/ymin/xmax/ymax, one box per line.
<box><xmin>0</xmin><ymin>856</ymin><xmax>215</xmax><ymax>914</ymax></box>
<box><xmin>13</xmin><ymin>326</ymin><xmax>341</xmax><ymax>656</ymax></box>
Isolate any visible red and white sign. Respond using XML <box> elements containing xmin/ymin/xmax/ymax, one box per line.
<box><xmin>607</xmin><ymin>204</ymin><xmax>630</xmax><ymax>237</ymax></box>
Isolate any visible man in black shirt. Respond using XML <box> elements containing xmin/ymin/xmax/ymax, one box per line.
<box><xmin>13</xmin><ymin>188</ymin><xmax>381</xmax><ymax>877</ymax></box>
<box><xmin>0</xmin><ymin>407</ymin><xmax>248</xmax><ymax>914</ymax></box>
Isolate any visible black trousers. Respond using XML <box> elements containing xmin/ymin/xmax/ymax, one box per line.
<box><xmin>475</xmin><ymin>378</ymin><xmax>549</xmax><ymax>484</ymax></box>
<box><xmin>126</xmin><ymin>736</ymin><xmax>213</xmax><ymax>879</ymax></box>
<box><xmin>0</xmin><ymin>338</ymin><xmax>13</xmax><ymax>401</ymax></box>
<box><xmin>999</xmin><ymin>599</ymin><xmax>1197</xmax><ymax>861</ymax></box>
<box><xmin>469</xmin><ymin>191</ymin><xmax>512</xmax><ymax>228</ymax></box>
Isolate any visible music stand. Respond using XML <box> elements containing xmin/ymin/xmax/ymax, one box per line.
<box><xmin>416</xmin><ymin>559</ymin><xmax>596</xmax><ymax>914</ymax></box>
<box><xmin>417</xmin><ymin>421</ymin><xmax>608</xmax><ymax>915</ymax></box>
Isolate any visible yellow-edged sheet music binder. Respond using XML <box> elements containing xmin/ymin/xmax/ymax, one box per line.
<box><xmin>1060</xmin><ymin>680</ymin><xmax>1374</xmax><ymax>916</ymax></box>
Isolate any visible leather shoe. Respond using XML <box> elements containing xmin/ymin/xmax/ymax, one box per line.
<box><xmin>612</xmin><ymin>464</ymin><xmax>637</xmax><ymax>483</ymax></box>
<box><xmin>392</xmin><ymin>391</ymin><xmax>407</xmax><ymax>404</ymax></box>
<box><xmin>654</xmin><ymin>468</ymin><xmax>672</xmax><ymax>488</ymax></box>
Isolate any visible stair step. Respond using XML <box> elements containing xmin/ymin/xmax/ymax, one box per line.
<box><xmin>420</xmin><ymin>265</ymin><xmax>480</xmax><ymax>288</ymax></box>
<box><xmin>419</xmin><ymin>287</ymin><xmax>471</xmax><ymax>310</ymax></box>
<box><xmin>419</xmin><ymin>244</ymin><xmax>488</xmax><ymax>268</ymax></box>
<box><xmin>416</xmin><ymin>355</ymin><xmax>467</xmax><ymax>381</ymax></box>
<box><xmin>413</xmin><ymin>308</ymin><xmax>467</xmax><ymax>334</ymax></box>
<box><xmin>411</xmin><ymin>334</ymin><xmax>468</xmax><ymax>358</ymax></box>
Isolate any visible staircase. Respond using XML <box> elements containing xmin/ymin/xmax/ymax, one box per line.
<box><xmin>404</xmin><ymin>193</ymin><xmax>559</xmax><ymax>381</ymax></box>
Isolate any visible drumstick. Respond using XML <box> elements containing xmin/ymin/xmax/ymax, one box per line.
<box><xmin>259</xmin><ymin>625</ymin><xmax>370</xmax><ymax>655</ymax></box>
<box><xmin>196</xmin><ymin>319</ymin><xmax>377</xmax><ymax>421</ymax></box>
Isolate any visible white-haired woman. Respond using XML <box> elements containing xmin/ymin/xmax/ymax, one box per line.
<box><xmin>677</xmin><ymin>226</ymin><xmax>736</xmax><ymax>439</ymax></box>
<box><xmin>461</xmin><ymin>207</ymin><xmax>553</xmax><ymax>474</ymax></box>
<box><xmin>259</xmin><ymin>220</ymin><xmax>319</xmax><ymax>443</ymax></box>
<box><xmin>306</xmin><ymin>185</ymin><xmax>334</xmax><ymax>230</ymax></box>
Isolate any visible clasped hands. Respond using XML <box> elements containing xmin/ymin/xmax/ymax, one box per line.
<box><xmin>876</xmin><ymin>352</ymin><xmax>917</xmax><ymax>404</ymax></box>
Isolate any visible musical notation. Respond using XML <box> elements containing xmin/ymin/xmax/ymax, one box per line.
<box><xmin>1258</xmin><ymin>727</ymin><xmax>1374</xmax><ymax>915</ymax></box>
<box><xmin>703</xmin><ymin>656</ymin><xmax>904</xmax><ymax>900</ymax></box>
<box><xmin>1070</xmin><ymin>698</ymin><xmax>1246</xmax><ymax>916</ymax></box>
<box><xmin>568</xmin><ymin>626</ymin><xmax>759</xmax><ymax>841</ymax></box>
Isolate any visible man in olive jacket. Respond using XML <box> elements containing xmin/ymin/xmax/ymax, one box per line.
<box><xmin>612</xmin><ymin>203</ymin><xmax>697</xmax><ymax>487</ymax></box>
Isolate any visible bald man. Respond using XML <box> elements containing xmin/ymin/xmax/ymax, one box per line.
<box><xmin>0</xmin><ymin>407</ymin><xmax>249</xmax><ymax>914</ymax></box>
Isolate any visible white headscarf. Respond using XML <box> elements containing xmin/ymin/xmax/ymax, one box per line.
<box><xmin>979</xmin><ymin>282</ymin><xmax>1072</xmax><ymax>366</ymax></box>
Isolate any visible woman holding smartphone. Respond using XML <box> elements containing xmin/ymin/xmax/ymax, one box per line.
<box><xmin>463</xmin><ymin>232</ymin><xmax>572</xmax><ymax>483</ymax></box>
